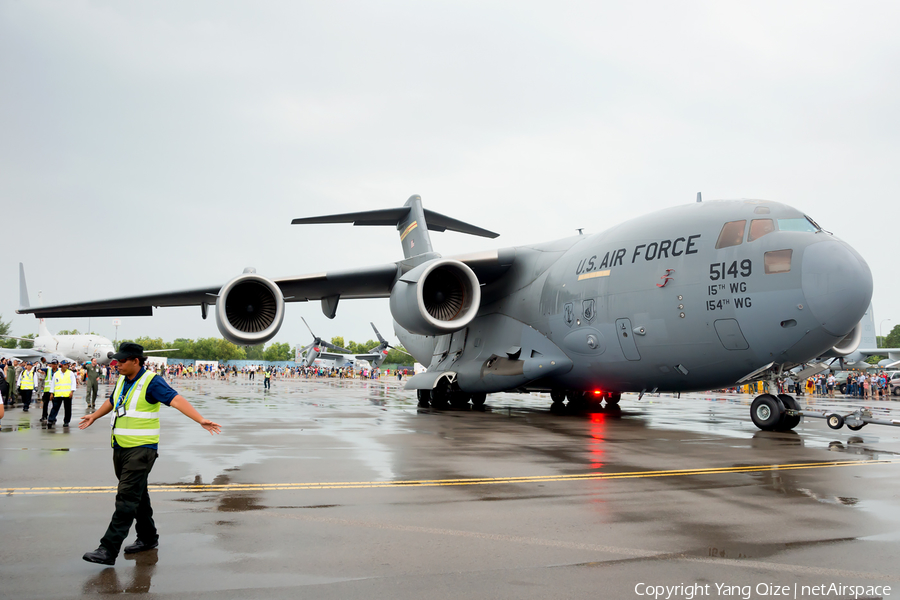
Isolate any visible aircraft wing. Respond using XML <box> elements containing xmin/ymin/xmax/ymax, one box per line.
<box><xmin>17</xmin><ymin>263</ymin><xmax>401</xmax><ymax>319</ymax></box>
<box><xmin>0</xmin><ymin>348</ymin><xmax>44</xmax><ymax>361</ymax></box>
<box><xmin>351</xmin><ymin>353</ymin><xmax>385</xmax><ymax>362</ymax></box>
<box><xmin>855</xmin><ymin>348</ymin><xmax>900</xmax><ymax>356</ymax></box>
<box><xmin>448</xmin><ymin>248</ymin><xmax>516</xmax><ymax>285</ymax></box>
<box><xmin>0</xmin><ymin>347</ymin><xmax>67</xmax><ymax>363</ymax></box>
<box><xmin>316</xmin><ymin>351</ymin><xmax>353</xmax><ymax>361</ymax></box>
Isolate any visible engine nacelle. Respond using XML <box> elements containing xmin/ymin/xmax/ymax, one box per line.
<box><xmin>389</xmin><ymin>259</ymin><xmax>481</xmax><ymax>336</ymax></box>
<box><xmin>215</xmin><ymin>272</ymin><xmax>285</xmax><ymax>346</ymax></box>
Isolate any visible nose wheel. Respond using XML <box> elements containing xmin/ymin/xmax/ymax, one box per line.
<box><xmin>749</xmin><ymin>393</ymin><xmax>802</xmax><ymax>431</ymax></box>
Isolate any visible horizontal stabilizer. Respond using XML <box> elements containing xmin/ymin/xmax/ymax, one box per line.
<box><xmin>292</xmin><ymin>206</ymin><xmax>498</xmax><ymax>238</ymax></box>
<box><xmin>292</xmin><ymin>208</ymin><xmax>410</xmax><ymax>228</ymax></box>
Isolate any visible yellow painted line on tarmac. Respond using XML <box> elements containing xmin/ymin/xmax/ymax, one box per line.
<box><xmin>4</xmin><ymin>459</ymin><xmax>895</xmax><ymax>496</ymax></box>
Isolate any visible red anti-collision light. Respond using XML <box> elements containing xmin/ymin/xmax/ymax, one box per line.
<box><xmin>593</xmin><ymin>390</ymin><xmax>603</xmax><ymax>396</ymax></box>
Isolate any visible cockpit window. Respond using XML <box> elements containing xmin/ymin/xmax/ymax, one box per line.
<box><xmin>764</xmin><ymin>249</ymin><xmax>792</xmax><ymax>274</ymax></box>
<box><xmin>715</xmin><ymin>220</ymin><xmax>746</xmax><ymax>249</ymax></box>
<box><xmin>748</xmin><ymin>219</ymin><xmax>775</xmax><ymax>242</ymax></box>
<box><xmin>777</xmin><ymin>218</ymin><xmax>818</xmax><ymax>233</ymax></box>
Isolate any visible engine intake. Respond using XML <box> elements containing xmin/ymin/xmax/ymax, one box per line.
<box><xmin>215</xmin><ymin>273</ymin><xmax>285</xmax><ymax>345</ymax></box>
<box><xmin>389</xmin><ymin>259</ymin><xmax>481</xmax><ymax>335</ymax></box>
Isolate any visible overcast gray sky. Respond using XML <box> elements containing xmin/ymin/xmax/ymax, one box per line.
<box><xmin>2</xmin><ymin>1</ymin><xmax>898</xmax><ymax>349</ymax></box>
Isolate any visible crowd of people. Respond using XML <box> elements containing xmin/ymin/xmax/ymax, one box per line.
<box><xmin>150</xmin><ymin>362</ymin><xmax>391</xmax><ymax>380</ymax></box>
<box><xmin>1</xmin><ymin>356</ymin><xmax>413</xmax><ymax>425</ymax></box>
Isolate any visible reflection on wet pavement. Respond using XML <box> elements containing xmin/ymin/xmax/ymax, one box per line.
<box><xmin>3</xmin><ymin>377</ymin><xmax>900</xmax><ymax>598</ymax></box>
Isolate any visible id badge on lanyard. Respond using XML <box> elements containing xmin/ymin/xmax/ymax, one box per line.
<box><xmin>115</xmin><ymin>387</ymin><xmax>129</xmax><ymax>418</ymax></box>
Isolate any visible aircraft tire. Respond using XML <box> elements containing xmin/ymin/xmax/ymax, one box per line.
<box><xmin>777</xmin><ymin>394</ymin><xmax>802</xmax><ymax>431</ymax></box>
<box><xmin>750</xmin><ymin>394</ymin><xmax>785</xmax><ymax>431</ymax></box>
<box><xmin>605</xmin><ymin>393</ymin><xmax>621</xmax><ymax>406</ymax></box>
<box><xmin>847</xmin><ymin>423</ymin><xmax>865</xmax><ymax>431</ymax></box>
<box><xmin>471</xmin><ymin>393</ymin><xmax>487</xmax><ymax>407</ymax></box>
<box><xmin>431</xmin><ymin>379</ymin><xmax>451</xmax><ymax>409</ymax></box>
<box><xmin>550</xmin><ymin>390</ymin><xmax>566</xmax><ymax>405</ymax></box>
<box><xmin>417</xmin><ymin>389</ymin><xmax>431</xmax><ymax>407</ymax></box>
<box><xmin>450</xmin><ymin>393</ymin><xmax>471</xmax><ymax>408</ymax></box>
<box><xmin>566</xmin><ymin>390</ymin><xmax>587</xmax><ymax>409</ymax></box>
<box><xmin>826</xmin><ymin>413</ymin><xmax>844</xmax><ymax>430</ymax></box>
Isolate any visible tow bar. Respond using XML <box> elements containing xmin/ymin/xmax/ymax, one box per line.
<box><xmin>787</xmin><ymin>407</ymin><xmax>900</xmax><ymax>432</ymax></box>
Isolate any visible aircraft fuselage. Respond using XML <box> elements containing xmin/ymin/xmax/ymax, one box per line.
<box><xmin>396</xmin><ymin>200</ymin><xmax>872</xmax><ymax>394</ymax></box>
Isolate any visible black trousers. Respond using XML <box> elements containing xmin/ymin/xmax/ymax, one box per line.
<box><xmin>41</xmin><ymin>392</ymin><xmax>51</xmax><ymax>419</ymax></box>
<box><xmin>47</xmin><ymin>395</ymin><xmax>72</xmax><ymax>425</ymax></box>
<box><xmin>100</xmin><ymin>446</ymin><xmax>158</xmax><ymax>554</ymax></box>
<box><xmin>19</xmin><ymin>389</ymin><xmax>33</xmax><ymax>411</ymax></box>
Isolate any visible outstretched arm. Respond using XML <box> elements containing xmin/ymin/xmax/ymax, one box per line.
<box><xmin>170</xmin><ymin>395</ymin><xmax>221</xmax><ymax>435</ymax></box>
<box><xmin>79</xmin><ymin>399</ymin><xmax>113</xmax><ymax>429</ymax></box>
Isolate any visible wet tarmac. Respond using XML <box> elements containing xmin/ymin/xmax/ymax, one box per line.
<box><xmin>2</xmin><ymin>378</ymin><xmax>900</xmax><ymax>599</ymax></box>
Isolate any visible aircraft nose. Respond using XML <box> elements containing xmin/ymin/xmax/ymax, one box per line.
<box><xmin>801</xmin><ymin>239</ymin><xmax>873</xmax><ymax>337</ymax></box>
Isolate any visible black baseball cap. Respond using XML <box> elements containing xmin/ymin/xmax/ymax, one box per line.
<box><xmin>111</xmin><ymin>342</ymin><xmax>145</xmax><ymax>361</ymax></box>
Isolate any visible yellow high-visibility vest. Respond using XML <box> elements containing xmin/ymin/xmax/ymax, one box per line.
<box><xmin>44</xmin><ymin>369</ymin><xmax>56</xmax><ymax>392</ymax></box>
<box><xmin>110</xmin><ymin>371</ymin><xmax>160</xmax><ymax>448</ymax></box>
<box><xmin>20</xmin><ymin>370</ymin><xmax>34</xmax><ymax>390</ymax></box>
<box><xmin>52</xmin><ymin>370</ymin><xmax>74</xmax><ymax>396</ymax></box>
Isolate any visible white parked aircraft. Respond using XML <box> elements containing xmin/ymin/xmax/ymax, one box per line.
<box><xmin>0</xmin><ymin>318</ymin><xmax>116</xmax><ymax>365</ymax></box>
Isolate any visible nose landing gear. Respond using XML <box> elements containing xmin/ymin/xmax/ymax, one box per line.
<box><xmin>750</xmin><ymin>393</ymin><xmax>804</xmax><ymax>431</ymax></box>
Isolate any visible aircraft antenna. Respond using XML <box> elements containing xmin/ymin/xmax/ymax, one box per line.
<box><xmin>576</xmin><ymin>228</ymin><xmax>584</xmax><ymax>236</ymax></box>
<box><xmin>696</xmin><ymin>192</ymin><xmax>702</xmax><ymax>203</ymax></box>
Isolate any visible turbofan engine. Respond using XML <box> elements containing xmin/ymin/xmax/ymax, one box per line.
<box><xmin>389</xmin><ymin>259</ymin><xmax>481</xmax><ymax>336</ymax></box>
<box><xmin>215</xmin><ymin>271</ymin><xmax>285</xmax><ymax>346</ymax></box>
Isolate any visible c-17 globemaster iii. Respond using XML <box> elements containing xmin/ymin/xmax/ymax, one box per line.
<box><xmin>19</xmin><ymin>194</ymin><xmax>876</xmax><ymax>432</ymax></box>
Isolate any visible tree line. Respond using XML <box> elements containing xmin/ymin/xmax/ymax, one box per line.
<box><xmin>1</xmin><ymin>315</ymin><xmax>414</xmax><ymax>363</ymax></box>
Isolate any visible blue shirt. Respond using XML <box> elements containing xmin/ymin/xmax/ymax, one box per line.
<box><xmin>109</xmin><ymin>367</ymin><xmax>179</xmax><ymax>449</ymax></box>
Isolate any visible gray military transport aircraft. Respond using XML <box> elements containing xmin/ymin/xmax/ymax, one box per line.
<box><xmin>18</xmin><ymin>194</ymin><xmax>879</xmax><ymax>432</ymax></box>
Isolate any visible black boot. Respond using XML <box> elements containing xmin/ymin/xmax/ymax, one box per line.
<box><xmin>83</xmin><ymin>546</ymin><xmax>116</xmax><ymax>565</ymax></box>
<box><xmin>124</xmin><ymin>539</ymin><xmax>158</xmax><ymax>554</ymax></box>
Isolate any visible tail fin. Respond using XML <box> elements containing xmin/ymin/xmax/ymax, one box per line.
<box><xmin>292</xmin><ymin>195</ymin><xmax>498</xmax><ymax>261</ymax></box>
<box><xmin>18</xmin><ymin>263</ymin><xmax>30</xmax><ymax>310</ymax></box>
<box><xmin>39</xmin><ymin>319</ymin><xmax>52</xmax><ymax>338</ymax></box>
<box><xmin>860</xmin><ymin>302</ymin><xmax>877</xmax><ymax>348</ymax></box>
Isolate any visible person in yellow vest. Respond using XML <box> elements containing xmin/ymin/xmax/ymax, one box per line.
<box><xmin>40</xmin><ymin>360</ymin><xmax>58</xmax><ymax>423</ymax></box>
<box><xmin>17</xmin><ymin>362</ymin><xmax>36</xmax><ymax>412</ymax></box>
<box><xmin>263</xmin><ymin>367</ymin><xmax>271</xmax><ymax>389</ymax></box>
<box><xmin>48</xmin><ymin>359</ymin><xmax>77</xmax><ymax>427</ymax></box>
<box><xmin>78</xmin><ymin>342</ymin><xmax>221</xmax><ymax>566</ymax></box>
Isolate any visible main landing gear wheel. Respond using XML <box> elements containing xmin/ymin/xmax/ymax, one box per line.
<box><xmin>417</xmin><ymin>389</ymin><xmax>431</xmax><ymax>408</ymax></box>
<box><xmin>430</xmin><ymin>378</ymin><xmax>451</xmax><ymax>409</ymax></box>
<box><xmin>471</xmin><ymin>393</ymin><xmax>487</xmax><ymax>408</ymax></box>
<box><xmin>605</xmin><ymin>393</ymin><xmax>621</xmax><ymax>406</ymax></box>
<box><xmin>847</xmin><ymin>423</ymin><xmax>866</xmax><ymax>431</ymax></box>
<box><xmin>777</xmin><ymin>394</ymin><xmax>801</xmax><ymax>431</ymax></box>
<box><xmin>450</xmin><ymin>393</ymin><xmax>471</xmax><ymax>408</ymax></box>
<box><xmin>750</xmin><ymin>394</ymin><xmax>785</xmax><ymax>431</ymax></box>
<box><xmin>826</xmin><ymin>414</ymin><xmax>844</xmax><ymax>430</ymax></box>
<box><xmin>550</xmin><ymin>390</ymin><xmax>566</xmax><ymax>406</ymax></box>
<box><xmin>567</xmin><ymin>390</ymin><xmax>587</xmax><ymax>410</ymax></box>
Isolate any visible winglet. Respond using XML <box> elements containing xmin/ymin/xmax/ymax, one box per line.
<box><xmin>371</xmin><ymin>322</ymin><xmax>386</xmax><ymax>344</ymax></box>
<box><xmin>18</xmin><ymin>263</ymin><xmax>30</xmax><ymax>310</ymax></box>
